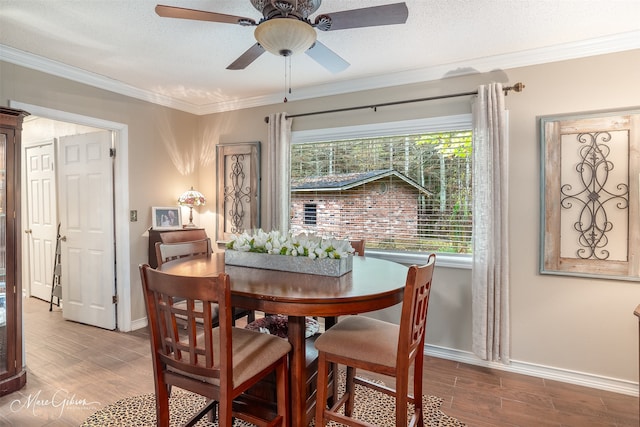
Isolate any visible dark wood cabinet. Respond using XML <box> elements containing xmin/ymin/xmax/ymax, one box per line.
<box><xmin>0</xmin><ymin>107</ymin><xmax>29</xmax><ymax>396</ymax></box>
<box><xmin>148</xmin><ymin>228</ymin><xmax>207</xmax><ymax>268</ymax></box>
<box><xmin>633</xmin><ymin>304</ymin><xmax>640</xmax><ymax>422</ymax></box>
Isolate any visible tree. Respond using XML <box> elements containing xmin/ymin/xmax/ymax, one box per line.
<box><xmin>290</xmin><ymin>130</ymin><xmax>473</xmax><ymax>253</ymax></box>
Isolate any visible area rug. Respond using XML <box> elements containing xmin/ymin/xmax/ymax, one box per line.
<box><xmin>81</xmin><ymin>373</ymin><xmax>465</xmax><ymax>427</ymax></box>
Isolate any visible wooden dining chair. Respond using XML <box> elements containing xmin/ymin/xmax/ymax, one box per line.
<box><xmin>348</xmin><ymin>238</ymin><xmax>366</xmax><ymax>257</ymax></box>
<box><xmin>155</xmin><ymin>238</ymin><xmax>212</xmax><ymax>267</ymax></box>
<box><xmin>139</xmin><ymin>264</ymin><xmax>291</xmax><ymax>427</ymax></box>
<box><xmin>314</xmin><ymin>253</ymin><xmax>436</xmax><ymax>427</ymax></box>
<box><xmin>156</xmin><ymin>239</ymin><xmax>255</xmax><ymax>326</ymax></box>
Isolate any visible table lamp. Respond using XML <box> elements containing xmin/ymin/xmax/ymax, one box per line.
<box><xmin>178</xmin><ymin>186</ymin><xmax>206</xmax><ymax>228</ymax></box>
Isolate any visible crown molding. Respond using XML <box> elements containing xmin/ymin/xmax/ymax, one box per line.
<box><xmin>281</xmin><ymin>30</ymin><xmax>640</xmax><ymax>104</ymax></box>
<box><xmin>2</xmin><ymin>30</ymin><xmax>639</xmax><ymax>115</ymax></box>
<box><xmin>0</xmin><ymin>44</ymin><xmax>203</xmax><ymax>114</ymax></box>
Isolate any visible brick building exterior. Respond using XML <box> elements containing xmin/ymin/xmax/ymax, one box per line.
<box><xmin>290</xmin><ymin>170</ymin><xmax>431</xmax><ymax>245</ymax></box>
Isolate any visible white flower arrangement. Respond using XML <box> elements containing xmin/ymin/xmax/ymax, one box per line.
<box><xmin>226</xmin><ymin>229</ymin><xmax>354</xmax><ymax>260</ymax></box>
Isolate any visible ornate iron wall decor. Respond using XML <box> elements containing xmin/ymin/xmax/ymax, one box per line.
<box><xmin>560</xmin><ymin>131</ymin><xmax>629</xmax><ymax>260</ymax></box>
<box><xmin>540</xmin><ymin>109</ymin><xmax>640</xmax><ymax>281</ymax></box>
<box><xmin>216</xmin><ymin>142</ymin><xmax>261</xmax><ymax>242</ymax></box>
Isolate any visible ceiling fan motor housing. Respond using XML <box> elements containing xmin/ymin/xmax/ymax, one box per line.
<box><xmin>251</xmin><ymin>0</ymin><xmax>322</xmax><ymax>19</ymax></box>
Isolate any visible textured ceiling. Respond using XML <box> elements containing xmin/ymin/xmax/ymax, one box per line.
<box><xmin>1</xmin><ymin>0</ymin><xmax>639</xmax><ymax>114</ymax></box>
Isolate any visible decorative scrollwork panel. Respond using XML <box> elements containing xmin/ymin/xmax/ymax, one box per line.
<box><xmin>541</xmin><ymin>109</ymin><xmax>640</xmax><ymax>280</ymax></box>
<box><xmin>559</xmin><ymin>130</ymin><xmax>629</xmax><ymax>261</ymax></box>
<box><xmin>216</xmin><ymin>142</ymin><xmax>260</xmax><ymax>243</ymax></box>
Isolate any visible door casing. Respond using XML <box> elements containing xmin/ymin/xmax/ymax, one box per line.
<box><xmin>12</xmin><ymin>100</ymin><xmax>132</xmax><ymax>332</ymax></box>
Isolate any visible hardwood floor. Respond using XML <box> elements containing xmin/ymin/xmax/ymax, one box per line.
<box><xmin>420</xmin><ymin>357</ymin><xmax>637</xmax><ymax>427</ymax></box>
<box><xmin>0</xmin><ymin>297</ymin><xmax>637</xmax><ymax>426</ymax></box>
<box><xmin>0</xmin><ymin>297</ymin><xmax>154</xmax><ymax>426</ymax></box>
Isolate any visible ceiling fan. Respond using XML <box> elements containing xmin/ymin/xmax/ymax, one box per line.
<box><xmin>155</xmin><ymin>0</ymin><xmax>409</xmax><ymax>73</ymax></box>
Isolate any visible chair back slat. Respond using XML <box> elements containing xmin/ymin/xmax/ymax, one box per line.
<box><xmin>140</xmin><ymin>265</ymin><xmax>231</xmax><ymax>380</ymax></box>
<box><xmin>155</xmin><ymin>238</ymin><xmax>212</xmax><ymax>267</ymax></box>
<box><xmin>398</xmin><ymin>253</ymin><xmax>436</xmax><ymax>363</ymax></box>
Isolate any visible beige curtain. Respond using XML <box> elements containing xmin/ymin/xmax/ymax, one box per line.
<box><xmin>266</xmin><ymin>113</ymin><xmax>292</xmax><ymax>233</ymax></box>
<box><xmin>471</xmin><ymin>83</ymin><xmax>510</xmax><ymax>363</ymax></box>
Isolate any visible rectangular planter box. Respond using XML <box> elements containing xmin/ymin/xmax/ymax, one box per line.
<box><xmin>224</xmin><ymin>250</ymin><xmax>352</xmax><ymax>277</ymax></box>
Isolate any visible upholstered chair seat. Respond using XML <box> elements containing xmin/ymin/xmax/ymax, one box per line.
<box><xmin>314</xmin><ymin>315</ymin><xmax>398</xmax><ymax>368</ymax></box>
<box><xmin>169</xmin><ymin>327</ymin><xmax>291</xmax><ymax>387</ymax></box>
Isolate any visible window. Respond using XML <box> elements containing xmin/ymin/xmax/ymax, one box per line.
<box><xmin>290</xmin><ymin>115</ymin><xmax>473</xmax><ymax>254</ymax></box>
<box><xmin>304</xmin><ymin>203</ymin><xmax>317</xmax><ymax>225</ymax></box>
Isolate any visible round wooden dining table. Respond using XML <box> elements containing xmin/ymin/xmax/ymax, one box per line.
<box><xmin>158</xmin><ymin>252</ymin><xmax>408</xmax><ymax>427</ymax></box>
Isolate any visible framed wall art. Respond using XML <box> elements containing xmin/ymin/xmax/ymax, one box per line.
<box><xmin>216</xmin><ymin>141</ymin><xmax>261</xmax><ymax>242</ymax></box>
<box><xmin>151</xmin><ymin>206</ymin><xmax>182</xmax><ymax>230</ymax></box>
<box><xmin>540</xmin><ymin>108</ymin><xmax>640</xmax><ymax>280</ymax></box>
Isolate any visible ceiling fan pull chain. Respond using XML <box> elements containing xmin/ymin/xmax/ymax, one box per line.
<box><xmin>288</xmin><ymin>55</ymin><xmax>292</xmax><ymax>95</ymax></box>
<box><xmin>283</xmin><ymin>56</ymin><xmax>289</xmax><ymax>103</ymax></box>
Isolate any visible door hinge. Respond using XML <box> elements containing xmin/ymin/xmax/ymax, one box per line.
<box><xmin>109</xmin><ymin>148</ymin><xmax>116</xmax><ymax>157</ymax></box>
<box><xmin>112</xmin><ymin>295</ymin><xmax>119</xmax><ymax>304</ymax></box>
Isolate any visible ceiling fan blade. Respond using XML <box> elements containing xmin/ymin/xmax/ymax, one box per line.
<box><xmin>306</xmin><ymin>41</ymin><xmax>350</xmax><ymax>74</ymax></box>
<box><xmin>315</xmin><ymin>2</ymin><xmax>408</xmax><ymax>31</ymax></box>
<box><xmin>155</xmin><ymin>5</ymin><xmax>256</xmax><ymax>25</ymax></box>
<box><xmin>227</xmin><ymin>43</ymin><xmax>266</xmax><ymax>70</ymax></box>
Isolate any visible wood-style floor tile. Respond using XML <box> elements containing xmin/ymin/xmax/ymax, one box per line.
<box><xmin>0</xmin><ymin>297</ymin><xmax>636</xmax><ymax>427</ymax></box>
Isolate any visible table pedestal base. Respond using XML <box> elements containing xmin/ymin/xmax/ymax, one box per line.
<box><xmin>244</xmin><ymin>330</ymin><xmax>336</xmax><ymax>426</ymax></box>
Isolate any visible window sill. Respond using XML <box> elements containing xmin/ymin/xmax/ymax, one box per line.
<box><xmin>365</xmin><ymin>250</ymin><xmax>472</xmax><ymax>269</ymax></box>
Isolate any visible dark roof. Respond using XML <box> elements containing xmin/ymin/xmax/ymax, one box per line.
<box><xmin>291</xmin><ymin>169</ymin><xmax>432</xmax><ymax>195</ymax></box>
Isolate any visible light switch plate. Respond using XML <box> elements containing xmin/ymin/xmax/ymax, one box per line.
<box><xmin>130</xmin><ymin>210</ymin><xmax>137</xmax><ymax>222</ymax></box>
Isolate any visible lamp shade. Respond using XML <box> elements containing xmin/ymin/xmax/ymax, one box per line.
<box><xmin>254</xmin><ymin>18</ymin><xmax>317</xmax><ymax>57</ymax></box>
<box><xmin>178</xmin><ymin>187</ymin><xmax>206</xmax><ymax>207</ymax></box>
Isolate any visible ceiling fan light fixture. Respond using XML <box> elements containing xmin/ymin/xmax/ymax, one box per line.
<box><xmin>254</xmin><ymin>18</ymin><xmax>317</xmax><ymax>56</ymax></box>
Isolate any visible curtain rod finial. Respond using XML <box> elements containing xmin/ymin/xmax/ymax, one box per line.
<box><xmin>503</xmin><ymin>82</ymin><xmax>525</xmax><ymax>96</ymax></box>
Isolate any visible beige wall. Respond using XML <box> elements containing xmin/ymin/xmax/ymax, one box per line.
<box><xmin>505</xmin><ymin>51</ymin><xmax>640</xmax><ymax>381</ymax></box>
<box><xmin>2</xmin><ymin>49</ymin><xmax>640</xmax><ymax>387</ymax></box>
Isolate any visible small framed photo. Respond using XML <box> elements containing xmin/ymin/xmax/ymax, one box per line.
<box><xmin>152</xmin><ymin>206</ymin><xmax>182</xmax><ymax>230</ymax></box>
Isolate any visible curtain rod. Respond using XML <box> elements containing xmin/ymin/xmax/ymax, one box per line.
<box><xmin>264</xmin><ymin>82</ymin><xmax>525</xmax><ymax>123</ymax></box>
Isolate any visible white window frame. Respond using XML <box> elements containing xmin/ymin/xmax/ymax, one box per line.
<box><xmin>291</xmin><ymin>114</ymin><xmax>473</xmax><ymax>269</ymax></box>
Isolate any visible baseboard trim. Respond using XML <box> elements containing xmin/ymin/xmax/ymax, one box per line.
<box><xmin>130</xmin><ymin>317</ymin><xmax>148</xmax><ymax>331</ymax></box>
<box><xmin>424</xmin><ymin>345</ymin><xmax>639</xmax><ymax>397</ymax></box>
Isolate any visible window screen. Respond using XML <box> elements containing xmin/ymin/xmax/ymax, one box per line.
<box><xmin>290</xmin><ymin>130</ymin><xmax>473</xmax><ymax>254</ymax></box>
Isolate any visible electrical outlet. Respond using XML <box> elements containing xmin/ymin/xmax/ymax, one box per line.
<box><xmin>130</xmin><ymin>210</ymin><xmax>137</xmax><ymax>222</ymax></box>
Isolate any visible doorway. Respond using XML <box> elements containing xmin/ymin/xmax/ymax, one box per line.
<box><xmin>11</xmin><ymin>101</ymin><xmax>132</xmax><ymax>332</ymax></box>
<box><xmin>23</xmin><ymin>137</ymin><xmax>57</xmax><ymax>303</ymax></box>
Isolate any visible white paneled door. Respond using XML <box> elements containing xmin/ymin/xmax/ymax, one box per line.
<box><xmin>58</xmin><ymin>131</ymin><xmax>116</xmax><ymax>330</ymax></box>
<box><xmin>24</xmin><ymin>139</ymin><xmax>58</xmax><ymax>302</ymax></box>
